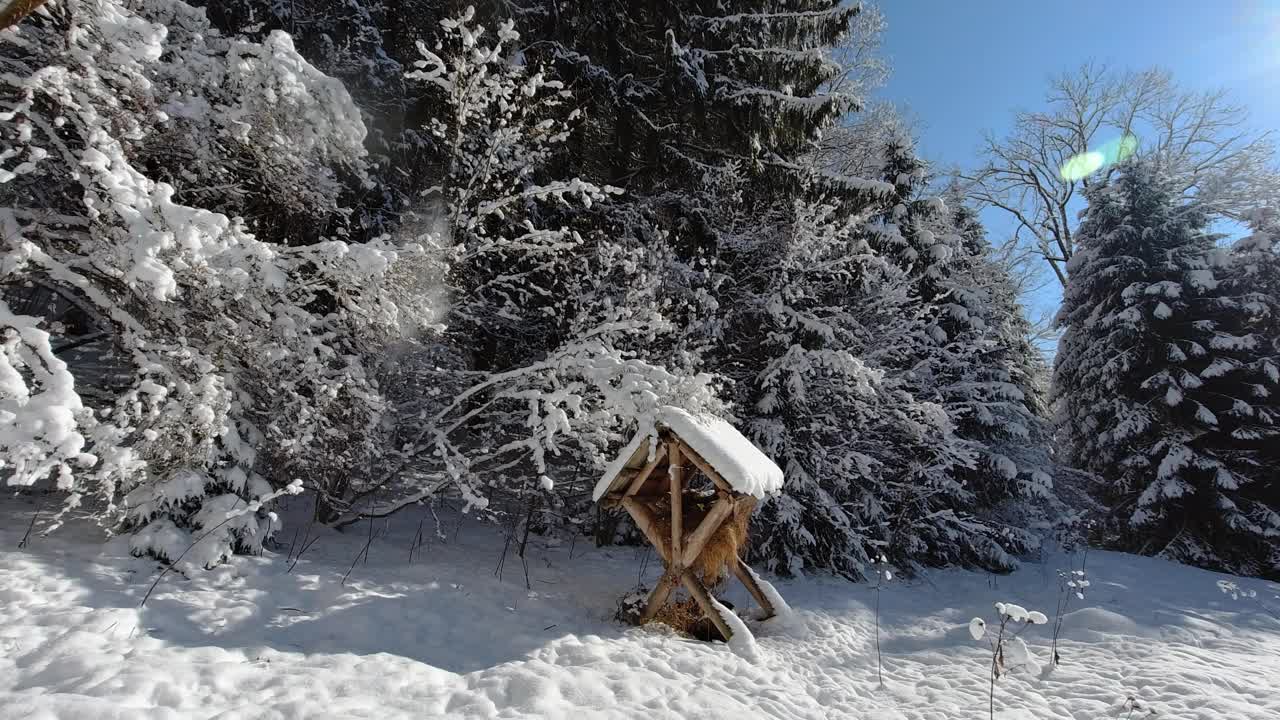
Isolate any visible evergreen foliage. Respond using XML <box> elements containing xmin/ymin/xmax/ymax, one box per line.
<box><xmin>1</xmin><ymin>0</ymin><xmax>1064</xmax><ymax>582</ymax></box>
<box><xmin>1054</xmin><ymin>162</ymin><xmax>1280</xmax><ymax>577</ymax></box>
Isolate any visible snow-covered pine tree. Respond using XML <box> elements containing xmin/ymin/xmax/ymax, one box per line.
<box><xmin>481</xmin><ymin>2</ymin><xmax>880</xmax><ymax>535</ymax></box>
<box><xmin>1054</xmin><ymin>162</ymin><xmax>1280</xmax><ymax>578</ymax></box>
<box><xmin>0</xmin><ymin>0</ymin><xmax>431</xmax><ymax>566</ymax></box>
<box><xmin>859</xmin><ymin>137</ymin><xmax>1052</xmax><ymax>567</ymax></box>
<box><xmin>1230</xmin><ymin>208</ymin><xmax>1280</xmax><ymax>372</ymax></box>
<box><xmin>943</xmin><ymin>198</ymin><xmax>1055</xmax><ymax>508</ymax></box>
<box><xmin>725</xmin><ymin>195</ymin><xmax>982</xmax><ymax>577</ymax></box>
<box><xmin>520</xmin><ymin>0</ymin><xmax>859</xmax><ymax>195</ymax></box>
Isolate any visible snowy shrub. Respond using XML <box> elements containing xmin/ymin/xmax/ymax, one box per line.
<box><xmin>1117</xmin><ymin>694</ymin><xmax>1160</xmax><ymax>719</ymax></box>
<box><xmin>0</xmin><ymin>0</ymin><xmax>430</xmax><ymax>564</ymax></box>
<box><xmin>347</xmin><ymin>8</ymin><xmax>718</xmax><ymax>531</ymax></box>
<box><xmin>1216</xmin><ymin>579</ymin><xmax>1279</xmax><ymax>620</ymax></box>
<box><xmin>1050</xmin><ymin>567</ymin><xmax>1090</xmax><ymax>666</ymax></box>
<box><xmin>870</xmin><ymin>553</ymin><xmax>891</xmax><ymax>685</ymax></box>
<box><xmin>969</xmin><ymin>601</ymin><xmax>1048</xmax><ymax>719</ymax></box>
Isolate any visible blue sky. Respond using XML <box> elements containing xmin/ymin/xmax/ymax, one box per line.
<box><xmin>873</xmin><ymin>0</ymin><xmax>1280</xmax><ymax>320</ymax></box>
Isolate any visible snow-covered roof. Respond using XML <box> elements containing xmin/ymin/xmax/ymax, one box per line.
<box><xmin>592</xmin><ymin>406</ymin><xmax>784</xmax><ymax>501</ymax></box>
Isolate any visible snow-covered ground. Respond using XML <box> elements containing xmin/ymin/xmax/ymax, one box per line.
<box><xmin>2</xmin><ymin>493</ymin><xmax>1278</xmax><ymax>719</ymax></box>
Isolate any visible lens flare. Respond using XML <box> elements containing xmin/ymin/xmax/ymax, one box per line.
<box><xmin>1059</xmin><ymin>133</ymin><xmax>1139</xmax><ymax>181</ymax></box>
<box><xmin>1060</xmin><ymin>151</ymin><xmax>1105</xmax><ymax>181</ymax></box>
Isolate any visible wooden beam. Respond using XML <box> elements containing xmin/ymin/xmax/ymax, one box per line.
<box><xmin>731</xmin><ymin>559</ymin><xmax>776</xmax><ymax>619</ymax></box>
<box><xmin>669</xmin><ymin>440</ymin><xmax>683</xmax><ymax>565</ymax></box>
<box><xmin>622</xmin><ymin>443</ymin><xmax>667</xmax><ymax>498</ymax></box>
<box><xmin>639</xmin><ymin>571</ymin><xmax>679</xmax><ymax>624</ymax></box>
<box><xmin>678</xmin><ymin>441</ymin><xmax>734</xmax><ymax>494</ymax></box>
<box><xmin>681</xmin><ymin>571</ymin><xmax>734</xmax><ymax>641</ymax></box>
<box><xmin>0</xmin><ymin>0</ymin><xmax>50</xmax><ymax>31</ymax></box>
<box><xmin>621</xmin><ymin>497</ymin><xmax>672</xmax><ymax>564</ymax></box>
<box><xmin>680</xmin><ymin>495</ymin><xmax>735</xmax><ymax>569</ymax></box>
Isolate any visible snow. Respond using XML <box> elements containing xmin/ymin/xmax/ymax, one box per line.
<box><xmin>593</xmin><ymin>406</ymin><xmax>784</xmax><ymax>501</ymax></box>
<box><xmin>2</xmin><ymin>498</ymin><xmax>1279</xmax><ymax>720</ymax></box>
<box><xmin>709</xmin><ymin>597</ymin><xmax>761</xmax><ymax>662</ymax></box>
<box><xmin>657</xmin><ymin>406</ymin><xmax>784</xmax><ymax>497</ymax></box>
<box><xmin>745</xmin><ymin>564</ymin><xmax>793</xmax><ymax>622</ymax></box>
<box><xmin>593</xmin><ymin>430</ymin><xmax>650</xmax><ymax>501</ymax></box>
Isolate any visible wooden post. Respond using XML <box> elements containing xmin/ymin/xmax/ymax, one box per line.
<box><xmin>681</xmin><ymin>571</ymin><xmax>734</xmax><ymax>641</ymax></box>
<box><xmin>731</xmin><ymin>559</ymin><xmax>776</xmax><ymax>619</ymax></box>
<box><xmin>639</xmin><ymin>571</ymin><xmax>679</xmax><ymax>624</ymax></box>
<box><xmin>669</xmin><ymin>440</ymin><xmax>683</xmax><ymax>565</ymax></box>
<box><xmin>680</xmin><ymin>495</ymin><xmax>735</xmax><ymax>569</ymax></box>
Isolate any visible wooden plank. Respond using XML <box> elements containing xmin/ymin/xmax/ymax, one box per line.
<box><xmin>681</xmin><ymin>571</ymin><xmax>734</xmax><ymax>641</ymax></box>
<box><xmin>669</xmin><ymin>440</ymin><xmax>683</xmax><ymax>565</ymax></box>
<box><xmin>623</xmin><ymin>444</ymin><xmax>667</xmax><ymax>498</ymax></box>
<box><xmin>678</xmin><ymin>441</ymin><xmax>734</xmax><ymax>494</ymax></box>
<box><xmin>621</xmin><ymin>497</ymin><xmax>672</xmax><ymax>564</ymax></box>
<box><xmin>639</xmin><ymin>572</ymin><xmax>679</xmax><ymax>624</ymax></box>
<box><xmin>731</xmin><ymin>559</ymin><xmax>776</xmax><ymax>619</ymax></box>
<box><xmin>0</xmin><ymin>0</ymin><xmax>50</xmax><ymax>31</ymax></box>
<box><xmin>680</xmin><ymin>495</ymin><xmax>735</xmax><ymax>569</ymax></box>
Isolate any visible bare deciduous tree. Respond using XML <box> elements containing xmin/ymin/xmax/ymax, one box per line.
<box><xmin>964</xmin><ymin>63</ymin><xmax>1280</xmax><ymax>287</ymax></box>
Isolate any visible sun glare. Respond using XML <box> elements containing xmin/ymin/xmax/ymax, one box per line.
<box><xmin>1059</xmin><ymin>133</ymin><xmax>1139</xmax><ymax>181</ymax></box>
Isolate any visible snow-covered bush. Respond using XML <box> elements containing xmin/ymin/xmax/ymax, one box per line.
<box><xmin>359</xmin><ymin>8</ymin><xmax>715</xmax><ymax>530</ymax></box>
<box><xmin>870</xmin><ymin>553</ymin><xmax>892</xmax><ymax>685</ymax></box>
<box><xmin>1117</xmin><ymin>694</ymin><xmax>1160</xmax><ymax>719</ymax></box>
<box><xmin>1050</xmin><ymin>567</ymin><xmax>1089</xmax><ymax>666</ymax></box>
<box><xmin>0</xmin><ymin>0</ymin><xmax>430</xmax><ymax>565</ymax></box>
<box><xmin>1217</xmin><ymin>578</ymin><xmax>1279</xmax><ymax>620</ymax></box>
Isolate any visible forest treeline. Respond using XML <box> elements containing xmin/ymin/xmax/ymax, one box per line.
<box><xmin>1</xmin><ymin>1</ymin><xmax>1276</xmax><ymax>579</ymax></box>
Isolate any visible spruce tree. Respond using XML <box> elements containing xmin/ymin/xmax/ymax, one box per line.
<box><xmin>1054</xmin><ymin>162</ymin><xmax>1280</xmax><ymax>578</ymax></box>
<box><xmin>520</xmin><ymin>0</ymin><xmax>859</xmax><ymax>194</ymax></box>
<box><xmin>866</xmin><ymin>138</ymin><xmax>1053</xmax><ymax>559</ymax></box>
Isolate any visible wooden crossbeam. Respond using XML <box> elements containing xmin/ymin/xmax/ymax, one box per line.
<box><xmin>639</xmin><ymin>571</ymin><xmax>679</xmax><ymax>624</ymax></box>
<box><xmin>681</xmin><ymin>571</ymin><xmax>734</xmax><ymax>641</ymax></box>
<box><xmin>622</xmin><ymin>443</ymin><xmax>667</xmax><ymax>497</ymax></box>
<box><xmin>677</xmin><ymin>441</ymin><xmax>734</xmax><ymax>494</ymax></box>
<box><xmin>620</xmin><ymin>497</ymin><xmax>671</xmax><ymax>564</ymax></box>
<box><xmin>731</xmin><ymin>559</ymin><xmax>776</xmax><ymax>619</ymax></box>
<box><xmin>680</xmin><ymin>494</ymin><xmax>735</xmax><ymax>569</ymax></box>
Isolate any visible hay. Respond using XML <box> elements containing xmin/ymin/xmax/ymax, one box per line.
<box><xmin>650</xmin><ymin>596</ymin><xmax>727</xmax><ymax>642</ymax></box>
<box><xmin>650</xmin><ymin>491</ymin><xmax>752</xmax><ymax>587</ymax></box>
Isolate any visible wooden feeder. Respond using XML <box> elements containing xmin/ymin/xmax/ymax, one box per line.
<box><xmin>593</xmin><ymin>407</ymin><xmax>785</xmax><ymax>641</ymax></box>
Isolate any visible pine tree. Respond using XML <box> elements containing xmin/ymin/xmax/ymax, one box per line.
<box><xmin>521</xmin><ymin>0</ymin><xmax>859</xmax><ymax>194</ymax></box>
<box><xmin>943</xmin><ymin>199</ymin><xmax>1055</xmax><ymax>508</ymax></box>
<box><xmin>1054</xmin><ymin>162</ymin><xmax>1280</xmax><ymax>577</ymax></box>
<box><xmin>733</xmin><ymin>197</ymin><xmax>1003</xmax><ymax>577</ymax></box>
<box><xmin>862</xmin><ymin>138</ymin><xmax>1053</xmax><ymax>563</ymax></box>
